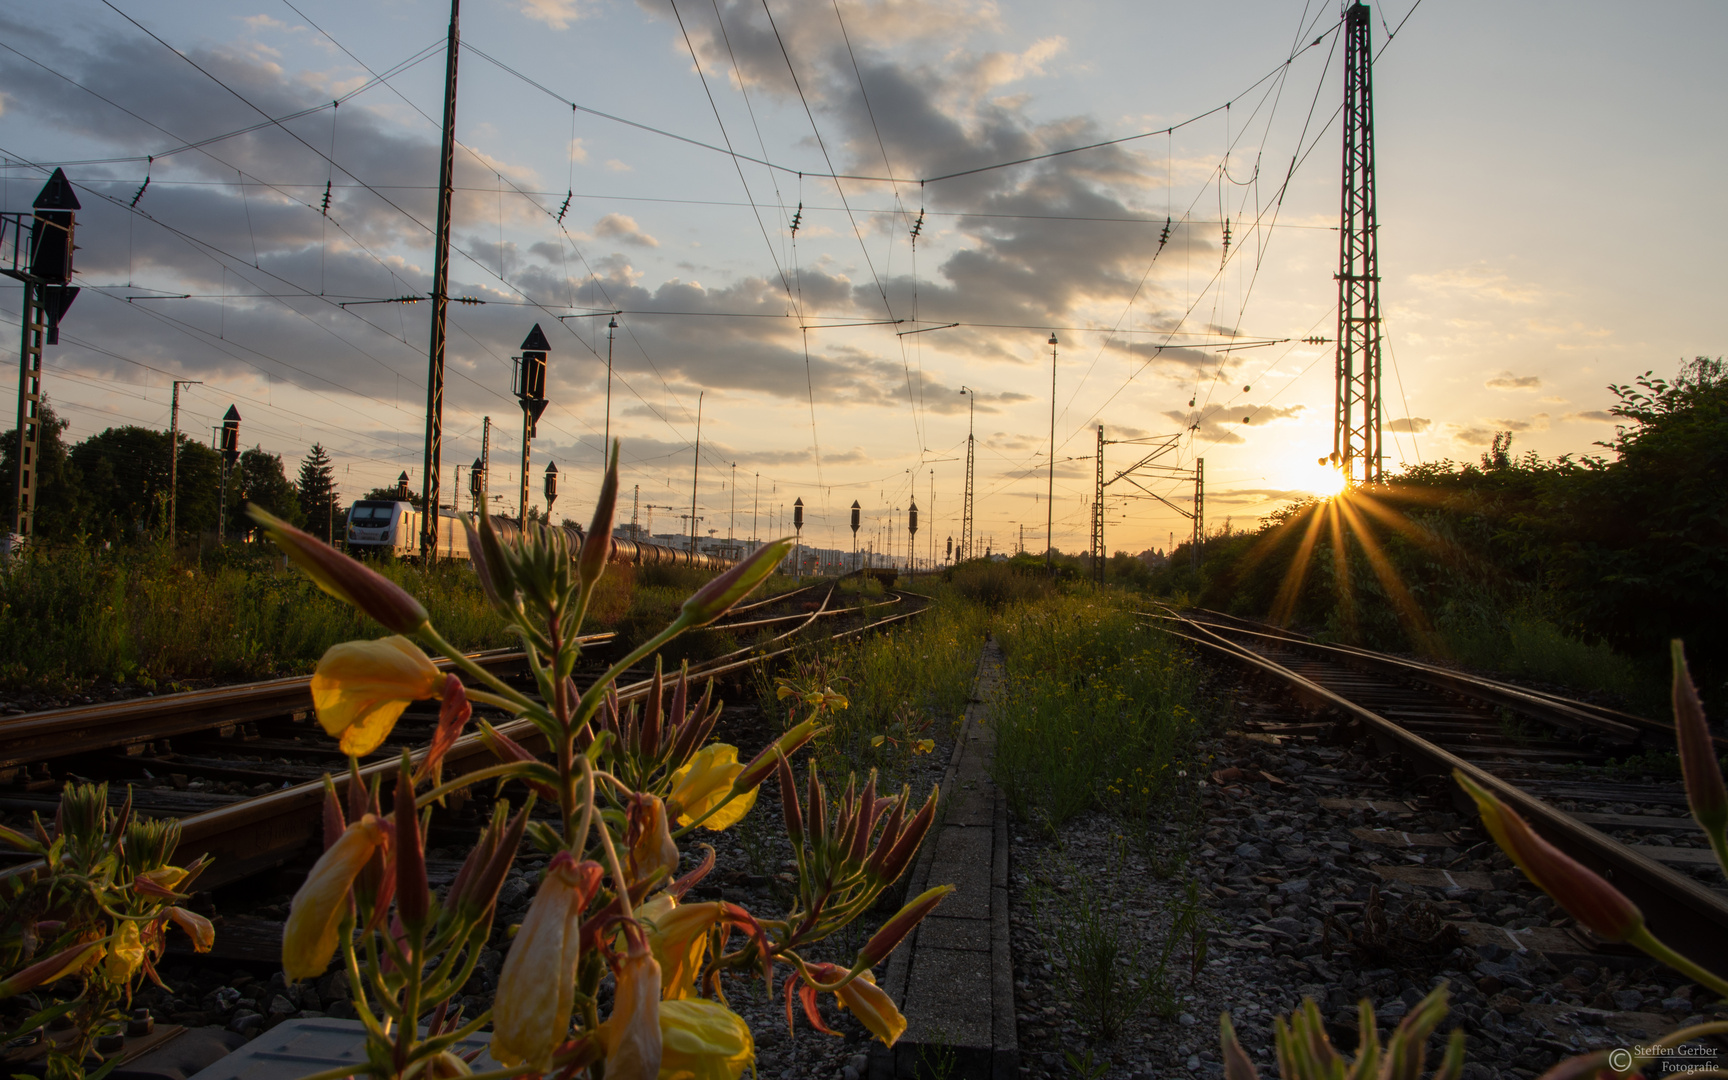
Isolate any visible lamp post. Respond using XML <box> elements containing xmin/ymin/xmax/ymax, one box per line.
<box><xmin>218</xmin><ymin>406</ymin><xmax>240</xmax><ymax>543</ymax></box>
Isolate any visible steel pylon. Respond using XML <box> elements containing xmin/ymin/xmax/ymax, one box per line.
<box><xmin>1332</xmin><ymin>1</ymin><xmax>1384</xmax><ymax>486</ymax></box>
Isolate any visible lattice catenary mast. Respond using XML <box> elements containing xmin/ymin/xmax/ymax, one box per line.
<box><xmin>1331</xmin><ymin>1</ymin><xmax>1384</xmax><ymax>486</ymax></box>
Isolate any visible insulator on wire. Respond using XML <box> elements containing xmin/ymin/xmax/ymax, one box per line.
<box><xmin>321</xmin><ymin>180</ymin><xmax>332</xmax><ymax>217</ymax></box>
<box><xmin>131</xmin><ymin>160</ymin><xmax>153</xmax><ymax>208</ymax></box>
<box><xmin>1158</xmin><ymin>216</ymin><xmax>1172</xmax><ymax>248</ymax></box>
<box><xmin>556</xmin><ymin>190</ymin><xmax>572</xmax><ymax>224</ymax></box>
<box><xmin>910</xmin><ymin>209</ymin><xmax>925</xmax><ymax>244</ymax></box>
<box><xmin>790</xmin><ymin>202</ymin><xmax>803</xmax><ymax>236</ymax></box>
<box><xmin>1220</xmin><ymin>217</ymin><xmax>1231</xmax><ymax>258</ymax></box>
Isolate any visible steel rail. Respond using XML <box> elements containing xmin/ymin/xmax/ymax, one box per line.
<box><xmin>1152</xmin><ymin>610</ymin><xmax>1728</xmax><ymax>979</ymax></box>
<box><xmin>0</xmin><ymin>637</ymin><xmax>614</xmax><ymax>768</ymax></box>
<box><xmin>4</xmin><ymin>591</ymin><xmax>927</xmax><ymax>889</ymax></box>
<box><xmin>0</xmin><ymin>583</ymin><xmax>833</xmax><ymax>769</ymax></box>
<box><xmin>1162</xmin><ymin>606</ymin><xmax>1720</xmax><ymax>751</ymax></box>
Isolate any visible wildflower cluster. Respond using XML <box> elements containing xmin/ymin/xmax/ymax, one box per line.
<box><xmin>0</xmin><ymin>784</ymin><xmax>215</xmax><ymax>1079</ymax></box>
<box><xmin>250</xmin><ymin>441</ymin><xmax>949</xmax><ymax>1080</ymax></box>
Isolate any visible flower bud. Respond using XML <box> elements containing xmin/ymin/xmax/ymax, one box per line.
<box><xmin>394</xmin><ymin>757</ymin><xmax>429</xmax><ymax>930</ymax></box>
<box><xmin>472</xmin><ymin>512</ymin><xmax>519</xmax><ymax>609</ymax></box>
<box><xmin>1219</xmin><ymin>1014</ymin><xmax>1260</xmax><ymax>1080</ymax></box>
<box><xmin>249</xmin><ymin>505</ymin><xmax>428</xmax><ymax>633</ymax></box>
<box><xmin>679</xmin><ymin>538</ymin><xmax>794</xmax><ymax>628</ymax></box>
<box><xmin>1672</xmin><ymin>641</ymin><xmax>1728</xmax><ymax>839</ymax></box>
<box><xmin>0</xmin><ymin>940</ymin><xmax>106</xmax><ymax>999</ymax></box>
<box><xmin>578</xmin><ymin>441</ymin><xmax>620</xmax><ymax>590</ymax></box>
<box><xmin>477</xmin><ymin>721</ymin><xmax>561</xmax><ymax>801</ymax></box>
<box><xmin>283</xmin><ymin>814</ymin><xmax>386</xmax><ymax>980</ymax></box>
<box><xmin>869</xmin><ymin>786</ymin><xmax>938</xmax><ymax>885</ymax></box>
<box><xmin>856</xmin><ymin>884</ymin><xmax>953</xmax><ymax>969</ymax></box>
<box><xmin>1455</xmin><ymin>770</ymin><xmax>1644</xmax><ymax>941</ymax></box>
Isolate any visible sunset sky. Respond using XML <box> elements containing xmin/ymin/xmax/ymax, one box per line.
<box><xmin>2</xmin><ymin>0</ymin><xmax>1724</xmax><ymax>556</ymax></box>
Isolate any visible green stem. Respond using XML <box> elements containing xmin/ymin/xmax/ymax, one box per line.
<box><xmin>420</xmin><ymin>625</ymin><xmax>540</xmax><ymax>713</ymax></box>
<box><xmin>571</xmin><ymin>620</ymin><xmax>689</xmax><ymax>731</ymax></box>
<box><xmin>587</xmin><ymin>757</ymin><xmax>635</xmax><ymax>920</ymax></box>
<box><xmin>1625</xmin><ymin>925</ymin><xmax>1728</xmax><ymax>998</ymax></box>
<box><xmin>416</xmin><ymin>763</ymin><xmax>541</xmax><ymax>809</ymax></box>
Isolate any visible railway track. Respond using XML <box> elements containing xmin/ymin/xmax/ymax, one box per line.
<box><xmin>1152</xmin><ymin>606</ymin><xmax>1728</xmax><ymax>978</ymax></box>
<box><xmin>0</xmin><ymin>581</ymin><xmax>920</xmax><ymax>892</ymax></box>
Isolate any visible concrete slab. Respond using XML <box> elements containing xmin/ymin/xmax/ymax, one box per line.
<box><xmin>872</xmin><ymin>640</ymin><xmax>1017</xmax><ymax>1080</ymax></box>
<box><xmin>186</xmin><ymin>1019</ymin><xmax>498</xmax><ymax>1080</ymax></box>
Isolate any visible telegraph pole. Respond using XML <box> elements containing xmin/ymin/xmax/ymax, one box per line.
<box><xmin>688</xmin><ymin>392</ymin><xmax>703</xmax><ymax>555</ymax></box>
<box><xmin>420</xmin><ymin>0</ymin><xmax>461</xmax><ymax>555</ymax></box>
<box><xmin>604</xmin><ymin>316</ymin><xmax>616</xmax><ymax>455</ymax></box>
<box><xmin>168</xmin><ymin>379</ymin><xmax>201</xmax><ymax>540</ymax></box>
<box><xmin>478</xmin><ymin>415</ymin><xmax>491</xmax><ymax>519</ymax></box>
<box><xmin>958</xmin><ymin>386</ymin><xmax>975</xmax><ymax>561</ymax></box>
<box><xmin>1045</xmin><ymin>334</ymin><xmax>1058</xmax><ymax>573</ymax></box>
<box><xmin>1192</xmin><ymin>457</ymin><xmax>1205</xmax><ymax>571</ymax></box>
<box><xmin>1332</xmin><ymin>1</ymin><xmax>1383</xmax><ymax>486</ymax></box>
<box><xmin>1091</xmin><ymin>425</ymin><xmax>1104</xmax><ymax>584</ymax></box>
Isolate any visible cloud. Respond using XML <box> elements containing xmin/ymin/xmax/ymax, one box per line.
<box><xmin>1488</xmin><ymin>413</ymin><xmax>1550</xmax><ymax>433</ymax></box>
<box><xmin>1161</xmin><ymin>403</ymin><xmax>1303</xmax><ymax>445</ymax></box>
<box><xmin>1408</xmin><ymin>265</ymin><xmax>1542</xmax><ymax>305</ymax></box>
<box><xmin>1450</xmin><ymin>426</ymin><xmax>1498</xmax><ymax>446</ymax></box>
<box><xmin>518</xmin><ymin>0</ymin><xmax>589</xmax><ymax>29</ymax></box>
<box><xmin>1563</xmin><ymin>410</ymin><xmax>1615</xmax><ymax>423</ymax></box>
<box><xmin>604</xmin><ymin>159</ymin><xmax>633</xmax><ymax>173</ymax></box>
<box><xmin>595</xmin><ymin>213</ymin><xmax>660</xmax><ymax>249</ymax></box>
<box><xmin>1387</xmin><ymin>417</ymin><xmax>1431</xmax><ymax>433</ymax></box>
<box><xmin>1485</xmin><ymin>371</ymin><xmax>1541</xmax><ymax>390</ymax></box>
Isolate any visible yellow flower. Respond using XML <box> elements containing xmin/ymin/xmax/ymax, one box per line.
<box><xmin>310</xmin><ymin>637</ymin><xmax>442</xmax><ymax>756</ymax></box>
<box><xmin>641</xmin><ymin>899</ymin><xmax>724</xmax><ymax>1000</ymax></box>
<box><xmin>283</xmin><ymin>814</ymin><xmax>384</xmax><ymax>980</ymax></box>
<box><xmin>491</xmin><ymin>853</ymin><xmax>601</xmax><ymax>1068</ymax></box>
<box><xmin>167</xmin><ymin>907</ymin><xmax>214</xmax><ymax>952</ymax></box>
<box><xmin>104</xmin><ymin>920</ymin><xmax>143</xmax><ymax>984</ymax></box>
<box><xmin>659</xmin><ymin>998</ymin><xmax>754</xmax><ymax>1080</ymax></box>
<box><xmin>835</xmin><ymin>970</ymin><xmax>906</xmax><ymax>1046</ymax></box>
<box><xmin>666</xmin><ymin>745</ymin><xmax>756</xmax><ymax>831</ymax></box>
<box><xmin>603</xmin><ymin>934</ymin><xmax>663</xmax><ymax>1079</ymax></box>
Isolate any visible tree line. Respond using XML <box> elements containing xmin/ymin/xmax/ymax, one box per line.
<box><xmin>0</xmin><ymin>401</ymin><xmax>346</xmax><ymax>545</ymax></box>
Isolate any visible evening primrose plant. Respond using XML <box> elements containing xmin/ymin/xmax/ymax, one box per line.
<box><xmin>249</xmin><ymin>441</ymin><xmax>950</xmax><ymax>1080</ymax></box>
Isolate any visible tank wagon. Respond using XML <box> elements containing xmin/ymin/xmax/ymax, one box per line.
<box><xmin>343</xmin><ymin>500</ymin><xmax>736</xmax><ymax>570</ymax></box>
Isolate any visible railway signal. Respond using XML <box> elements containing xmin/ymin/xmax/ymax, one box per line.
<box><xmin>907</xmin><ymin>500</ymin><xmax>918</xmax><ymax>576</ymax></box>
<box><xmin>792</xmin><ymin>497</ymin><xmax>804</xmax><ymax>581</ymax></box>
<box><xmin>543</xmin><ymin>460</ymin><xmax>558</xmax><ymax>518</ymax></box>
<box><xmin>396</xmin><ymin>471</ymin><xmax>411</xmax><ymax>499</ymax></box>
<box><xmin>217</xmin><ymin>406</ymin><xmax>241</xmax><ymax>543</ymax></box>
<box><xmin>850</xmin><ymin>500</ymin><xmax>861</xmax><ymax>572</ymax></box>
<box><xmin>470</xmin><ymin>457</ymin><xmax>485</xmax><ymax>514</ymax></box>
<box><xmin>3</xmin><ymin>169</ymin><xmax>81</xmax><ymax>544</ymax></box>
<box><xmin>513</xmin><ymin>324</ymin><xmax>550</xmax><ymax>528</ymax></box>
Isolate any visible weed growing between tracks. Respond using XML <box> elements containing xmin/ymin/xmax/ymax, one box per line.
<box><xmin>990</xmin><ymin>594</ymin><xmax>1204</xmax><ymax>836</ymax></box>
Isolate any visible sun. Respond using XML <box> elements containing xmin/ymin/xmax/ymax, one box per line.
<box><xmin>1304</xmin><ymin>459</ymin><xmax>1348</xmax><ymax>498</ymax></box>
